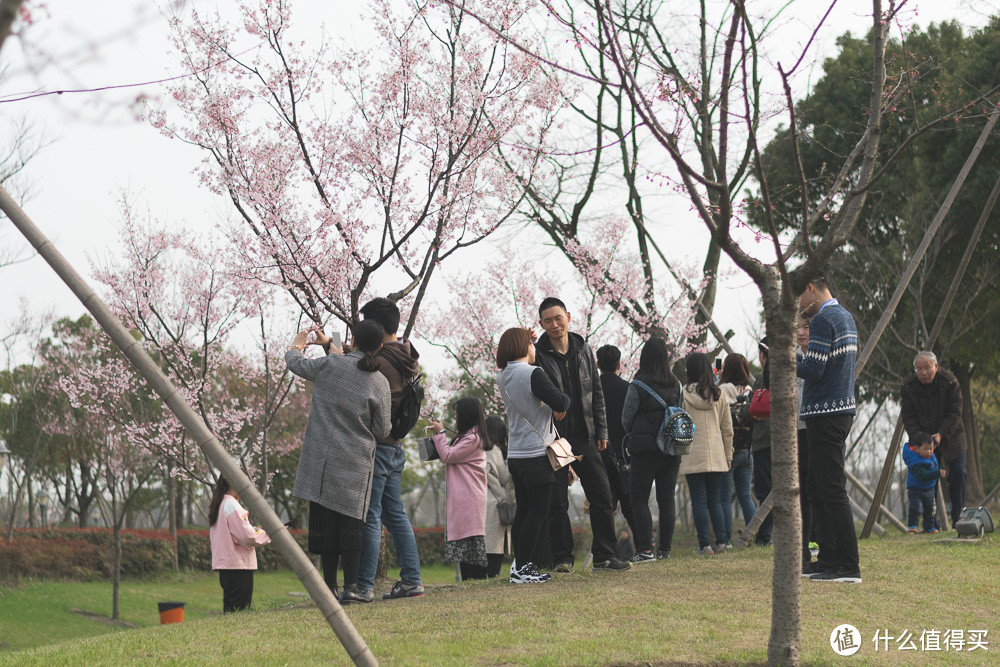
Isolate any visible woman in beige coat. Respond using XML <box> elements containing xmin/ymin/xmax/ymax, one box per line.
<box><xmin>484</xmin><ymin>416</ymin><xmax>515</xmax><ymax>577</ymax></box>
<box><xmin>679</xmin><ymin>353</ymin><xmax>734</xmax><ymax>554</ymax></box>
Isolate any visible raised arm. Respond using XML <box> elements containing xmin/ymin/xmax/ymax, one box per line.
<box><xmin>434</xmin><ymin>430</ymin><xmax>484</xmax><ymax>464</ymax></box>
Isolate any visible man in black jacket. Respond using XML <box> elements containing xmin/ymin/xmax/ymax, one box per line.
<box><xmin>596</xmin><ymin>344</ymin><xmax>636</xmax><ymax>541</ymax></box>
<box><xmin>534</xmin><ymin>298</ymin><xmax>630</xmax><ymax>572</ymax></box>
<box><xmin>900</xmin><ymin>351</ymin><xmax>967</xmax><ymax>525</ymax></box>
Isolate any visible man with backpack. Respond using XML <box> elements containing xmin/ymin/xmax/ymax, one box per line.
<box><xmin>356</xmin><ymin>298</ymin><xmax>426</xmax><ymax>600</ymax></box>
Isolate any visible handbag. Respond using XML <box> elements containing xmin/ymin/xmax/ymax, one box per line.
<box><xmin>496</xmin><ymin>501</ymin><xmax>516</xmax><ymax>526</ymax></box>
<box><xmin>748</xmin><ymin>388</ymin><xmax>771</xmax><ymax>420</ymax></box>
<box><xmin>498</xmin><ymin>378</ymin><xmax>581</xmax><ymax>471</ymax></box>
<box><xmin>417</xmin><ymin>436</ymin><xmax>439</xmax><ymax>462</ymax></box>
<box><xmin>545</xmin><ymin>437</ymin><xmax>580</xmax><ymax>471</ymax></box>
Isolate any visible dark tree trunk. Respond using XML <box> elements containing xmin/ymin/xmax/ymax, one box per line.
<box><xmin>951</xmin><ymin>362</ymin><xmax>984</xmax><ymax>502</ymax></box>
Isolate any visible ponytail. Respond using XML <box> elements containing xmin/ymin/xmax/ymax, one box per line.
<box><xmin>358</xmin><ymin>351</ymin><xmax>381</xmax><ymax>372</ymax></box>
<box><xmin>351</xmin><ymin>319</ymin><xmax>386</xmax><ymax>372</ymax></box>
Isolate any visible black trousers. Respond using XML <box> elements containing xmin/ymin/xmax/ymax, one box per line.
<box><xmin>548</xmin><ymin>434</ymin><xmax>618</xmax><ymax>565</ymax></box>
<box><xmin>752</xmin><ymin>448</ymin><xmax>774</xmax><ymax>545</ymax></box>
<box><xmin>629</xmin><ymin>450</ymin><xmax>680</xmax><ymax>554</ymax></box>
<box><xmin>940</xmin><ymin>451</ymin><xmax>968</xmax><ymax>524</ymax></box>
<box><xmin>601</xmin><ymin>448</ymin><xmax>636</xmax><ymax>536</ymax></box>
<box><xmin>797</xmin><ymin>429</ymin><xmax>814</xmax><ymax>565</ymax></box>
<box><xmin>219</xmin><ymin>569</ymin><xmax>254</xmax><ymax>613</ymax></box>
<box><xmin>806</xmin><ymin>414</ymin><xmax>859</xmax><ymax>572</ymax></box>
<box><xmin>486</xmin><ymin>553</ymin><xmax>504</xmax><ymax>578</ymax></box>
<box><xmin>509</xmin><ymin>455</ymin><xmax>555</xmax><ymax>569</ymax></box>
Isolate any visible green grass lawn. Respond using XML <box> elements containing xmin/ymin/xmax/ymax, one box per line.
<box><xmin>1</xmin><ymin>533</ymin><xmax>996</xmax><ymax>665</ymax></box>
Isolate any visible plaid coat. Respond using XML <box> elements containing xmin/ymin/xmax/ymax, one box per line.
<box><xmin>285</xmin><ymin>350</ymin><xmax>391</xmax><ymax>520</ymax></box>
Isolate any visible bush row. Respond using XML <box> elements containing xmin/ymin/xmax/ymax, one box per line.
<box><xmin>0</xmin><ymin>524</ymin><xmax>593</xmax><ymax>582</ymax></box>
<box><xmin>0</xmin><ymin>526</ymin><xmax>450</xmax><ymax>582</ymax></box>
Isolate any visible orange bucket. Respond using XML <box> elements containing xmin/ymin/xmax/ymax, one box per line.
<box><xmin>157</xmin><ymin>601</ymin><xmax>185</xmax><ymax>624</ymax></box>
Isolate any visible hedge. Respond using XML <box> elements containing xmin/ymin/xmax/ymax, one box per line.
<box><xmin>0</xmin><ymin>526</ymin><xmax>449</xmax><ymax>582</ymax></box>
<box><xmin>1</xmin><ymin>525</ymin><xmax>592</xmax><ymax>582</ymax></box>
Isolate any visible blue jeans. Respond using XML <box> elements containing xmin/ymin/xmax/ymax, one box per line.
<box><xmin>686</xmin><ymin>472</ymin><xmax>725</xmax><ymax>549</ymax></box>
<box><xmin>726</xmin><ymin>450</ymin><xmax>757</xmax><ymax>537</ymax></box>
<box><xmin>358</xmin><ymin>445</ymin><xmax>422</xmax><ymax>591</ymax></box>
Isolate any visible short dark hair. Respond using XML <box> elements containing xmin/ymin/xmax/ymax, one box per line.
<box><xmin>496</xmin><ymin>327</ymin><xmax>533</xmax><ymax>369</ymax></box>
<box><xmin>360</xmin><ymin>297</ymin><xmax>400</xmax><ymax>335</ymax></box>
<box><xmin>596</xmin><ymin>345</ymin><xmax>621</xmax><ymax>374</ymax></box>
<box><xmin>538</xmin><ymin>297</ymin><xmax>567</xmax><ymax>318</ymax></box>
<box><xmin>911</xmin><ymin>432</ymin><xmax>934</xmax><ymax>448</ymax></box>
<box><xmin>809</xmin><ymin>272</ymin><xmax>834</xmax><ymax>296</ymax></box>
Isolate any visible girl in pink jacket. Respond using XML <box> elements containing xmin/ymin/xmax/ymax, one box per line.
<box><xmin>208</xmin><ymin>476</ymin><xmax>271</xmax><ymax>613</ymax></box>
<box><xmin>428</xmin><ymin>397</ymin><xmax>490</xmax><ymax>580</ymax></box>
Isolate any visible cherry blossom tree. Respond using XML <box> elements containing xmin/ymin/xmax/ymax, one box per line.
<box><xmin>90</xmin><ymin>201</ymin><xmax>300</xmax><ymax>489</ymax></box>
<box><xmin>56</xmin><ymin>320</ymin><xmax>161</xmax><ymax>620</ymax></box>
<box><xmin>152</xmin><ymin>0</ymin><xmax>563</xmax><ymax>337</ymax></box>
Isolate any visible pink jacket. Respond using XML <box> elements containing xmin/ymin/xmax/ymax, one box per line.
<box><xmin>210</xmin><ymin>495</ymin><xmax>271</xmax><ymax>570</ymax></box>
<box><xmin>434</xmin><ymin>428</ymin><xmax>488</xmax><ymax>542</ymax></box>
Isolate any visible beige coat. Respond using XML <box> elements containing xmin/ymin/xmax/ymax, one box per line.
<box><xmin>679</xmin><ymin>385</ymin><xmax>734</xmax><ymax>475</ymax></box>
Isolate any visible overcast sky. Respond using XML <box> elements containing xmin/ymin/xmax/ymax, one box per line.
<box><xmin>0</xmin><ymin>0</ymin><xmax>992</xmax><ymax>365</ymax></box>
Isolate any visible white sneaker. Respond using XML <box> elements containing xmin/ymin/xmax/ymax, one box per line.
<box><xmin>509</xmin><ymin>562</ymin><xmax>551</xmax><ymax>584</ymax></box>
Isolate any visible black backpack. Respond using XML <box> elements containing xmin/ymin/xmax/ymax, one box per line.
<box><xmin>383</xmin><ymin>356</ymin><xmax>424</xmax><ymax>440</ymax></box>
<box><xmin>730</xmin><ymin>390</ymin><xmax>753</xmax><ymax>451</ymax></box>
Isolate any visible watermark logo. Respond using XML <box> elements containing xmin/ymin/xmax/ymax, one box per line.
<box><xmin>831</xmin><ymin>624</ymin><xmax>862</xmax><ymax>656</ymax></box>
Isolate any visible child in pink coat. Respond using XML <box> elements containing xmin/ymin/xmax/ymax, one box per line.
<box><xmin>428</xmin><ymin>397</ymin><xmax>490</xmax><ymax>580</ymax></box>
<box><xmin>209</xmin><ymin>476</ymin><xmax>271</xmax><ymax>613</ymax></box>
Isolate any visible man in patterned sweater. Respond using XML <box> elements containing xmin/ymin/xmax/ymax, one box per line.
<box><xmin>797</xmin><ymin>275</ymin><xmax>861</xmax><ymax>583</ymax></box>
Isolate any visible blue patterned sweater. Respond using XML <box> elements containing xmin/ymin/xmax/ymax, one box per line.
<box><xmin>797</xmin><ymin>300</ymin><xmax>858</xmax><ymax>418</ymax></box>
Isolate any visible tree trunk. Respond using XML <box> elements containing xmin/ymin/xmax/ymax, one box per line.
<box><xmin>761</xmin><ymin>277</ymin><xmax>802</xmax><ymax>666</ymax></box>
<box><xmin>168</xmin><ymin>465</ymin><xmax>179</xmax><ymax>573</ymax></box>
<box><xmin>951</xmin><ymin>362</ymin><xmax>984</xmax><ymax>502</ymax></box>
<box><xmin>112</xmin><ymin>496</ymin><xmax>122</xmax><ymax>621</ymax></box>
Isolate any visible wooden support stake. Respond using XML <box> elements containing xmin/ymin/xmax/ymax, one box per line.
<box><xmin>734</xmin><ymin>492</ymin><xmax>774</xmax><ymax>550</ymax></box>
<box><xmin>861</xmin><ymin>167</ymin><xmax>1000</xmax><ymax>538</ymax></box>
<box><xmin>844</xmin><ymin>468</ymin><xmax>908</xmax><ymax>533</ymax></box>
<box><xmin>861</xmin><ymin>417</ymin><xmax>906</xmax><ymax>538</ymax></box>
<box><xmin>854</xmin><ymin>106</ymin><xmax>1000</xmax><ymax>379</ymax></box>
<box><xmin>0</xmin><ymin>186</ymin><xmax>377</xmax><ymax>666</ymax></box>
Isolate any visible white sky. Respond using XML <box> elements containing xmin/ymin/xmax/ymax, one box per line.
<box><xmin>0</xmin><ymin>0</ymin><xmax>992</xmax><ymax>366</ymax></box>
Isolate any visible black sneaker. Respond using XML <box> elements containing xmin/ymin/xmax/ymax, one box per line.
<box><xmin>629</xmin><ymin>551</ymin><xmax>656</xmax><ymax>564</ymax></box>
<box><xmin>592</xmin><ymin>557</ymin><xmax>632</xmax><ymax>572</ymax></box>
<box><xmin>553</xmin><ymin>561</ymin><xmax>573</xmax><ymax>573</ymax></box>
<box><xmin>811</xmin><ymin>568</ymin><xmax>862</xmax><ymax>583</ymax></box>
<box><xmin>382</xmin><ymin>580</ymin><xmax>425</xmax><ymax>599</ymax></box>
<box><xmin>509</xmin><ymin>562</ymin><xmax>551</xmax><ymax>584</ymax></box>
<box><xmin>656</xmin><ymin>550</ymin><xmax>671</xmax><ymax>560</ymax></box>
<box><xmin>801</xmin><ymin>561</ymin><xmax>827</xmax><ymax>578</ymax></box>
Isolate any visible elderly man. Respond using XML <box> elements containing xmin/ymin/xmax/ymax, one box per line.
<box><xmin>900</xmin><ymin>351</ymin><xmax>967</xmax><ymax>526</ymax></box>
